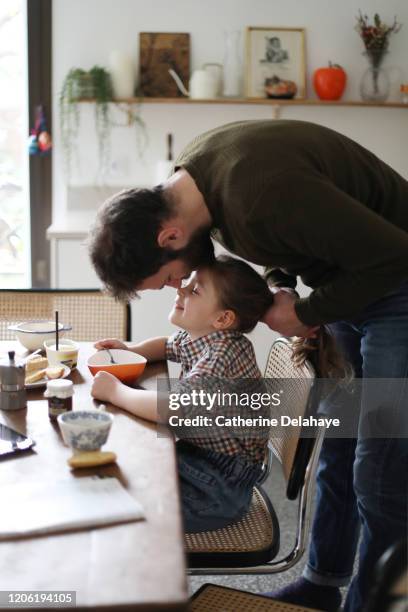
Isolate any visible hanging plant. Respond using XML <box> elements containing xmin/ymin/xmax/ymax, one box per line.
<box><xmin>59</xmin><ymin>66</ymin><xmax>147</xmax><ymax>179</ymax></box>
<box><xmin>59</xmin><ymin>68</ymin><xmax>86</xmax><ymax>175</ymax></box>
<box><xmin>59</xmin><ymin>66</ymin><xmax>112</xmax><ymax>176</ymax></box>
<box><xmin>88</xmin><ymin>66</ymin><xmax>113</xmax><ymax>176</ymax></box>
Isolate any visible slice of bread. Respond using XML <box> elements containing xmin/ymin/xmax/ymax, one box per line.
<box><xmin>45</xmin><ymin>366</ymin><xmax>65</xmax><ymax>379</ymax></box>
<box><xmin>25</xmin><ymin>368</ymin><xmax>47</xmax><ymax>384</ymax></box>
<box><xmin>26</xmin><ymin>356</ymin><xmax>48</xmax><ymax>373</ymax></box>
<box><xmin>68</xmin><ymin>451</ymin><xmax>117</xmax><ymax>469</ymax></box>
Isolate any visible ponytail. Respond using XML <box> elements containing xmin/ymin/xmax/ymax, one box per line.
<box><xmin>291</xmin><ymin>326</ymin><xmax>353</xmax><ymax>381</ymax></box>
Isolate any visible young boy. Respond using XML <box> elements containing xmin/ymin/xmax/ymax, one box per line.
<box><xmin>91</xmin><ymin>257</ymin><xmax>272</xmax><ymax>532</ymax></box>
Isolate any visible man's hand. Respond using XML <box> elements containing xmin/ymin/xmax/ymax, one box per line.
<box><xmin>91</xmin><ymin>370</ymin><xmax>119</xmax><ymax>403</ymax></box>
<box><xmin>262</xmin><ymin>290</ymin><xmax>319</xmax><ymax>338</ymax></box>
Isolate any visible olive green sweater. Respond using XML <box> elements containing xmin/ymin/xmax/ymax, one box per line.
<box><xmin>175</xmin><ymin>120</ymin><xmax>408</xmax><ymax>326</ymax></box>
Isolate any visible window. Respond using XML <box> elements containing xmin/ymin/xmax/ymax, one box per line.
<box><xmin>0</xmin><ymin>0</ymin><xmax>51</xmax><ymax>288</ymax></box>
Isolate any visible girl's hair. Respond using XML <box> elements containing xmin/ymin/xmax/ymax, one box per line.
<box><xmin>291</xmin><ymin>331</ymin><xmax>353</xmax><ymax>380</ymax></box>
<box><xmin>205</xmin><ymin>255</ymin><xmax>352</xmax><ymax>380</ymax></box>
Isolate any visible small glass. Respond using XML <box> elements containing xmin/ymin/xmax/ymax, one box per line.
<box><xmin>44</xmin><ymin>379</ymin><xmax>74</xmax><ymax>421</ymax></box>
<box><xmin>400</xmin><ymin>84</ymin><xmax>408</xmax><ymax>104</ymax></box>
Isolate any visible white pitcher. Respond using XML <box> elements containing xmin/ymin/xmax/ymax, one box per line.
<box><xmin>169</xmin><ymin>66</ymin><xmax>218</xmax><ymax>99</ymax></box>
<box><xmin>202</xmin><ymin>63</ymin><xmax>223</xmax><ymax>96</ymax></box>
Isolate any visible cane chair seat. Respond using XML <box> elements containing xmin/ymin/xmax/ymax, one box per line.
<box><xmin>186</xmin><ymin>486</ymin><xmax>279</xmax><ymax>567</ymax></box>
<box><xmin>190</xmin><ymin>584</ymin><xmax>321</xmax><ymax>611</ymax></box>
<box><xmin>0</xmin><ymin>289</ymin><xmax>130</xmax><ymax>341</ymax></box>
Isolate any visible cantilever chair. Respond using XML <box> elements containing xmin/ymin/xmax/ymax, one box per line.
<box><xmin>0</xmin><ymin>289</ymin><xmax>131</xmax><ymax>342</ymax></box>
<box><xmin>185</xmin><ymin>337</ymin><xmax>326</xmax><ymax>576</ymax></box>
<box><xmin>365</xmin><ymin>539</ymin><xmax>408</xmax><ymax>612</ymax></box>
<box><xmin>190</xmin><ymin>583</ymin><xmax>321</xmax><ymax>611</ymax></box>
<box><xmin>190</xmin><ymin>541</ymin><xmax>408</xmax><ymax>612</ymax></box>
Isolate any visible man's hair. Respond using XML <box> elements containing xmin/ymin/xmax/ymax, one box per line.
<box><xmin>88</xmin><ymin>186</ymin><xmax>214</xmax><ymax>299</ymax></box>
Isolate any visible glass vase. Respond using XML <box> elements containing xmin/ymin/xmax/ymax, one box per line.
<box><xmin>222</xmin><ymin>30</ymin><xmax>242</xmax><ymax>97</ymax></box>
<box><xmin>360</xmin><ymin>50</ymin><xmax>390</xmax><ymax>102</ymax></box>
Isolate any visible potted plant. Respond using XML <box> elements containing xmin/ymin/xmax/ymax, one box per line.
<box><xmin>59</xmin><ymin>66</ymin><xmax>146</xmax><ymax>177</ymax></box>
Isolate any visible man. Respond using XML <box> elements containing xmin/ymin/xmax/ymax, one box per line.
<box><xmin>89</xmin><ymin>120</ymin><xmax>408</xmax><ymax>612</ymax></box>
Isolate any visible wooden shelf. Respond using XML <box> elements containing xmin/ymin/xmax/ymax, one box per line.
<box><xmin>79</xmin><ymin>96</ymin><xmax>407</xmax><ymax>108</ymax></box>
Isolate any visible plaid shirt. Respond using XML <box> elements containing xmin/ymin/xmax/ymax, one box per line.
<box><xmin>166</xmin><ymin>330</ymin><xmax>268</xmax><ymax>465</ymax></box>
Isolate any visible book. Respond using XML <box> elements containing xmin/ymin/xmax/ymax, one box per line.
<box><xmin>0</xmin><ymin>477</ymin><xmax>144</xmax><ymax>540</ymax></box>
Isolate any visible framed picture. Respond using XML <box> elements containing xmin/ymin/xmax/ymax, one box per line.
<box><xmin>245</xmin><ymin>27</ymin><xmax>306</xmax><ymax>99</ymax></box>
<box><xmin>139</xmin><ymin>32</ymin><xmax>190</xmax><ymax>97</ymax></box>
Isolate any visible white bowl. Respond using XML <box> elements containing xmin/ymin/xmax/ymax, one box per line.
<box><xmin>57</xmin><ymin>409</ymin><xmax>114</xmax><ymax>453</ymax></box>
<box><xmin>8</xmin><ymin>321</ymin><xmax>72</xmax><ymax>351</ymax></box>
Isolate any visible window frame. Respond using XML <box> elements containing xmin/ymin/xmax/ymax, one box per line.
<box><xmin>27</xmin><ymin>0</ymin><xmax>52</xmax><ymax>287</ymax></box>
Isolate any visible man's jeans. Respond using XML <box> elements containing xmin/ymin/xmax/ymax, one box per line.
<box><xmin>303</xmin><ymin>281</ymin><xmax>408</xmax><ymax>612</ymax></box>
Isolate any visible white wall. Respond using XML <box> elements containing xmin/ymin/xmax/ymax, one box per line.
<box><xmin>52</xmin><ymin>0</ymin><xmax>408</xmax><ymax>369</ymax></box>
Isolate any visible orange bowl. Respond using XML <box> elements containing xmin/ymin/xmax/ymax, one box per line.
<box><xmin>87</xmin><ymin>349</ymin><xmax>146</xmax><ymax>383</ymax></box>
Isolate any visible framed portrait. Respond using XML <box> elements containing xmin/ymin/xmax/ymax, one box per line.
<box><xmin>245</xmin><ymin>27</ymin><xmax>306</xmax><ymax>99</ymax></box>
<box><xmin>139</xmin><ymin>32</ymin><xmax>190</xmax><ymax>97</ymax></box>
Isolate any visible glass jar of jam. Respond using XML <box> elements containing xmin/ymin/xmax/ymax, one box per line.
<box><xmin>44</xmin><ymin>379</ymin><xmax>74</xmax><ymax>421</ymax></box>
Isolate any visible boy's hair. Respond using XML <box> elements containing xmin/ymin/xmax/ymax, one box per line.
<box><xmin>205</xmin><ymin>256</ymin><xmax>274</xmax><ymax>333</ymax></box>
<box><xmin>88</xmin><ymin>186</ymin><xmax>214</xmax><ymax>300</ymax></box>
<box><xmin>206</xmin><ymin>256</ymin><xmax>352</xmax><ymax>380</ymax></box>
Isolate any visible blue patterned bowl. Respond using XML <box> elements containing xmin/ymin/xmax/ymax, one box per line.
<box><xmin>57</xmin><ymin>410</ymin><xmax>113</xmax><ymax>452</ymax></box>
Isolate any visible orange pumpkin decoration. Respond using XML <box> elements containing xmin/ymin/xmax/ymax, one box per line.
<box><xmin>313</xmin><ymin>62</ymin><xmax>347</xmax><ymax>100</ymax></box>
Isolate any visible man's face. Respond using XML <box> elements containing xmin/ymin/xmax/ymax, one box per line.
<box><xmin>137</xmin><ymin>226</ymin><xmax>214</xmax><ymax>292</ymax></box>
<box><xmin>137</xmin><ymin>260</ymin><xmax>192</xmax><ymax>290</ymax></box>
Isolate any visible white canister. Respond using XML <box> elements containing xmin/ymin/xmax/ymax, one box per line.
<box><xmin>189</xmin><ymin>70</ymin><xmax>218</xmax><ymax>99</ymax></box>
<box><xmin>203</xmin><ymin>63</ymin><xmax>222</xmax><ymax>97</ymax></box>
<box><xmin>109</xmin><ymin>51</ymin><xmax>135</xmax><ymax>99</ymax></box>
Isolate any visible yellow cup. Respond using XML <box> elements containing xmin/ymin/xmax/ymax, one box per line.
<box><xmin>44</xmin><ymin>339</ymin><xmax>79</xmax><ymax>369</ymax></box>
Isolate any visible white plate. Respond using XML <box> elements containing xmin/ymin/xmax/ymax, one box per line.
<box><xmin>25</xmin><ymin>365</ymin><xmax>71</xmax><ymax>389</ymax></box>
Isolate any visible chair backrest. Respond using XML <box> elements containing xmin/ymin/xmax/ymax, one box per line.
<box><xmin>0</xmin><ymin>289</ymin><xmax>131</xmax><ymax>341</ymax></box>
<box><xmin>264</xmin><ymin>338</ymin><xmax>317</xmax><ymax>496</ymax></box>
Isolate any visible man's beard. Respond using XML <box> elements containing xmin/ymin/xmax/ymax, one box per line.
<box><xmin>166</xmin><ymin>226</ymin><xmax>215</xmax><ymax>269</ymax></box>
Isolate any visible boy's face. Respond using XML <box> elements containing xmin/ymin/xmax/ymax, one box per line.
<box><xmin>168</xmin><ymin>269</ymin><xmax>227</xmax><ymax>338</ymax></box>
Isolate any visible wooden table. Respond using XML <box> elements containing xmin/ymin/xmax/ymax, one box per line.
<box><xmin>0</xmin><ymin>342</ymin><xmax>188</xmax><ymax>611</ymax></box>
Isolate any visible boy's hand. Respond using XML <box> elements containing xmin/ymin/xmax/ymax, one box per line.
<box><xmin>94</xmin><ymin>338</ymin><xmax>128</xmax><ymax>350</ymax></box>
<box><xmin>91</xmin><ymin>370</ymin><xmax>119</xmax><ymax>403</ymax></box>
